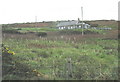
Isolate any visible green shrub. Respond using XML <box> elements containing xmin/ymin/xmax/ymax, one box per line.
<box><xmin>59</xmin><ymin>29</ymin><xmax>100</xmax><ymax>35</ymax></box>
<box><xmin>2</xmin><ymin>44</ymin><xmax>15</xmax><ymax>55</ymax></box>
<box><xmin>36</xmin><ymin>32</ymin><xmax>47</xmax><ymax>37</ymax></box>
<box><xmin>2</xmin><ymin>28</ymin><xmax>20</xmax><ymax>34</ymax></box>
<box><xmin>38</xmin><ymin>51</ymin><xmax>50</xmax><ymax>58</ymax></box>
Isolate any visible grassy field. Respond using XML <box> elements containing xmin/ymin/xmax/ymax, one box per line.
<box><xmin>2</xmin><ymin>24</ymin><xmax>118</xmax><ymax>80</ymax></box>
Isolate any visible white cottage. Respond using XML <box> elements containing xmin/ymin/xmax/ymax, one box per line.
<box><xmin>57</xmin><ymin>20</ymin><xmax>91</xmax><ymax>30</ymax></box>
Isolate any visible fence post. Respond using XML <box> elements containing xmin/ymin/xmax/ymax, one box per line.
<box><xmin>52</xmin><ymin>60</ymin><xmax>56</xmax><ymax>80</ymax></box>
<box><xmin>65</xmin><ymin>57</ymin><xmax>73</xmax><ymax>80</ymax></box>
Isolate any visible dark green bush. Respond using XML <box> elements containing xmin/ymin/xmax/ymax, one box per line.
<box><xmin>36</xmin><ymin>32</ymin><xmax>47</xmax><ymax>37</ymax></box>
<box><xmin>59</xmin><ymin>30</ymin><xmax>98</xmax><ymax>35</ymax></box>
<box><xmin>59</xmin><ymin>30</ymin><xmax>82</xmax><ymax>35</ymax></box>
<box><xmin>2</xmin><ymin>28</ymin><xmax>20</xmax><ymax>34</ymax></box>
<box><xmin>16</xmin><ymin>28</ymin><xmax>22</xmax><ymax>30</ymax></box>
<box><xmin>37</xmin><ymin>51</ymin><xmax>50</xmax><ymax>58</ymax></box>
<box><xmin>118</xmin><ymin>34</ymin><xmax>120</xmax><ymax>38</ymax></box>
<box><xmin>84</xmin><ymin>30</ymin><xmax>98</xmax><ymax>34</ymax></box>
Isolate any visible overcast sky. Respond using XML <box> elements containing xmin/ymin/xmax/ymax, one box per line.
<box><xmin>0</xmin><ymin>0</ymin><xmax>119</xmax><ymax>24</ymax></box>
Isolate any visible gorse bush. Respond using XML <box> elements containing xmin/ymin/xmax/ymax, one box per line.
<box><xmin>2</xmin><ymin>44</ymin><xmax>15</xmax><ymax>55</ymax></box>
<box><xmin>36</xmin><ymin>32</ymin><xmax>47</xmax><ymax>37</ymax></box>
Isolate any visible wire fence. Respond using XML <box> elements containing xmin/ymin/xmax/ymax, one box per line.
<box><xmin>39</xmin><ymin>57</ymin><xmax>118</xmax><ymax>80</ymax></box>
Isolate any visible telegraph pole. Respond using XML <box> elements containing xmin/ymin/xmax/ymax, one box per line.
<box><xmin>35</xmin><ymin>16</ymin><xmax>37</xmax><ymax>22</ymax></box>
<box><xmin>81</xmin><ymin>7</ymin><xmax>84</xmax><ymax>35</ymax></box>
<box><xmin>35</xmin><ymin>16</ymin><xmax>37</xmax><ymax>27</ymax></box>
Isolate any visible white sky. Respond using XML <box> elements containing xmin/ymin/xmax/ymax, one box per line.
<box><xmin>0</xmin><ymin>0</ymin><xmax>119</xmax><ymax>24</ymax></box>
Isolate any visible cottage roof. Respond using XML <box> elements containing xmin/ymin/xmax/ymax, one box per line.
<box><xmin>57</xmin><ymin>21</ymin><xmax>78</xmax><ymax>27</ymax></box>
